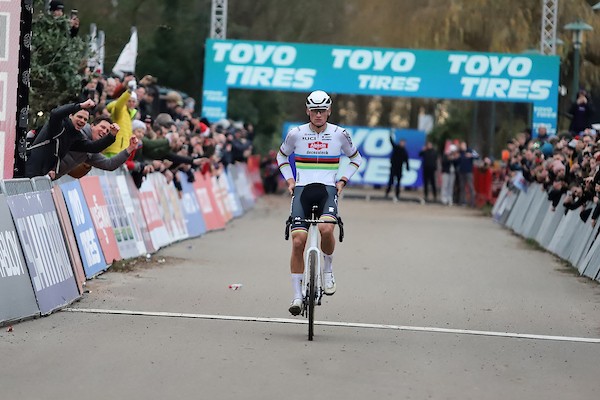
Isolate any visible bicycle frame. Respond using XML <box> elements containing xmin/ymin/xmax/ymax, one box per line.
<box><xmin>303</xmin><ymin>222</ymin><xmax>323</xmax><ymax>309</ymax></box>
<box><xmin>285</xmin><ymin>211</ymin><xmax>344</xmax><ymax>341</ymax></box>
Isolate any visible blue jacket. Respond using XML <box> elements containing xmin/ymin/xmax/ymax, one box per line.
<box><xmin>458</xmin><ymin>148</ymin><xmax>479</xmax><ymax>174</ymax></box>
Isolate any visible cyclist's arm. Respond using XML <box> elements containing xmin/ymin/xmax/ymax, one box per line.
<box><xmin>340</xmin><ymin>129</ymin><xmax>363</xmax><ymax>183</ymax></box>
<box><xmin>277</xmin><ymin>128</ymin><xmax>298</xmax><ymax>182</ymax></box>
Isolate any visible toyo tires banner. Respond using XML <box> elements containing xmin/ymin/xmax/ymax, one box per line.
<box><xmin>202</xmin><ymin>39</ymin><xmax>560</xmax><ymax>135</ymax></box>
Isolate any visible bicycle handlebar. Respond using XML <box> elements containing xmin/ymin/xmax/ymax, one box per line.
<box><xmin>284</xmin><ymin>216</ymin><xmax>345</xmax><ymax>242</ymax></box>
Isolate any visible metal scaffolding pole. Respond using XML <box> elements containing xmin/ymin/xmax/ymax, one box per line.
<box><xmin>210</xmin><ymin>0</ymin><xmax>227</xmax><ymax>39</ymax></box>
<box><xmin>541</xmin><ymin>0</ymin><xmax>558</xmax><ymax>55</ymax></box>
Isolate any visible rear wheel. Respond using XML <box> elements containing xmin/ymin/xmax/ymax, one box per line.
<box><xmin>307</xmin><ymin>251</ymin><xmax>317</xmax><ymax>341</ymax></box>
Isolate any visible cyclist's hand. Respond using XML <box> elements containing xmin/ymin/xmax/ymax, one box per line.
<box><xmin>286</xmin><ymin>178</ymin><xmax>296</xmax><ymax>195</ymax></box>
<box><xmin>336</xmin><ymin>180</ymin><xmax>347</xmax><ymax>195</ymax></box>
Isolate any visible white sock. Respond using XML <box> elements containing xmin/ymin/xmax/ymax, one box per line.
<box><xmin>323</xmin><ymin>254</ymin><xmax>333</xmax><ymax>274</ymax></box>
<box><xmin>291</xmin><ymin>273</ymin><xmax>303</xmax><ymax>300</ymax></box>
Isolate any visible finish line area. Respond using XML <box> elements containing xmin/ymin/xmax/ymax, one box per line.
<box><xmin>63</xmin><ymin>307</ymin><xmax>600</xmax><ymax>344</ymax></box>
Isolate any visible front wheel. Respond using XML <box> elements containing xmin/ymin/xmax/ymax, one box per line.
<box><xmin>307</xmin><ymin>251</ymin><xmax>317</xmax><ymax>341</ymax></box>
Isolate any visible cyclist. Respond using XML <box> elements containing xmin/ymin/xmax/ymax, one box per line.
<box><xmin>277</xmin><ymin>90</ymin><xmax>363</xmax><ymax>315</ymax></box>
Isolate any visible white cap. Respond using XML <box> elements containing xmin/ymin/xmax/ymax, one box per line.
<box><xmin>132</xmin><ymin>119</ymin><xmax>146</xmax><ymax>132</ymax></box>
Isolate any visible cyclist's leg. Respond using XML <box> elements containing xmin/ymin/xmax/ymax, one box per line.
<box><xmin>289</xmin><ymin>186</ymin><xmax>309</xmax><ymax>314</ymax></box>
<box><xmin>319</xmin><ymin>186</ymin><xmax>338</xmax><ymax>295</ymax></box>
<box><xmin>318</xmin><ymin>185</ymin><xmax>338</xmax><ymax>256</ymax></box>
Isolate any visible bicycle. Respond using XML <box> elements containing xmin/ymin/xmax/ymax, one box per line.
<box><xmin>285</xmin><ymin>205</ymin><xmax>344</xmax><ymax>341</ymax></box>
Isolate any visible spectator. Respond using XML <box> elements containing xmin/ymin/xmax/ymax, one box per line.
<box><xmin>419</xmin><ymin>141</ymin><xmax>438</xmax><ymax>203</ymax></box>
<box><xmin>49</xmin><ymin>0</ymin><xmax>79</xmax><ymax>37</ymax></box>
<box><xmin>163</xmin><ymin>91</ymin><xmax>184</xmax><ymax>120</ymax></box>
<box><xmin>261</xmin><ymin>150</ymin><xmax>280</xmax><ymax>194</ymax></box>
<box><xmin>104</xmin><ymin>77</ymin><xmax>118</xmax><ymax>102</ymax></box>
<box><xmin>385</xmin><ymin>133</ymin><xmax>410</xmax><ymax>201</ymax></box>
<box><xmin>103</xmin><ymin>75</ymin><xmax>137</xmax><ymax>157</ymax></box>
<box><xmin>231</xmin><ymin>128</ymin><xmax>252</xmax><ymax>163</ymax></box>
<box><xmin>56</xmin><ymin>118</ymin><xmax>138</xmax><ymax>179</ymax></box>
<box><xmin>569</xmin><ymin>90</ymin><xmax>595</xmax><ymax>135</ymax></box>
<box><xmin>25</xmin><ymin>100</ymin><xmax>116</xmax><ymax>178</ymax></box>
<box><xmin>457</xmin><ymin>141</ymin><xmax>479</xmax><ymax>207</ymax></box>
<box><xmin>440</xmin><ymin>144</ymin><xmax>459</xmax><ymax>206</ymax></box>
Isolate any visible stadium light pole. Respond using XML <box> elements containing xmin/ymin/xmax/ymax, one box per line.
<box><xmin>564</xmin><ymin>20</ymin><xmax>593</xmax><ymax>102</ymax></box>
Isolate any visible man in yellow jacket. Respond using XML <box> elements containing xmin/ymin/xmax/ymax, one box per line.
<box><xmin>103</xmin><ymin>76</ymin><xmax>138</xmax><ymax>157</ymax></box>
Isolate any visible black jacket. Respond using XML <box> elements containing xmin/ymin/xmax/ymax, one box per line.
<box><xmin>419</xmin><ymin>148</ymin><xmax>438</xmax><ymax>171</ymax></box>
<box><xmin>25</xmin><ymin>103</ymin><xmax>115</xmax><ymax>177</ymax></box>
<box><xmin>389</xmin><ymin>136</ymin><xmax>410</xmax><ymax>172</ymax></box>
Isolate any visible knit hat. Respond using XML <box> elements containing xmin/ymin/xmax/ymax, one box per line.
<box><xmin>132</xmin><ymin>119</ymin><xmax>146</xmax><ymax>132</ymax></box>
<box><xmin>49</xmin><ymin>1</ymin><xmax>64</xmax><ymax>12</ymax></box>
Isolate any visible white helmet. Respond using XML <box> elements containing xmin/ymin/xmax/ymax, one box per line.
<box><xmin>306</xmin><ymin>90</ymin><xmax>332</xmax><ymax>110</ymax></box>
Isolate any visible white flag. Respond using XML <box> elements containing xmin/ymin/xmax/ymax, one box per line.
<box><xmin>112</xmin><ymin>27</ymin><xmax>138</xmax><ymax>78</ymax></box>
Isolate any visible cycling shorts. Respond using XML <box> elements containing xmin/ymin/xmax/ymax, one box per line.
<box><xmin>290</xmin><ymin>183</ymin><xmax>338</xmax><ymax>233</ymax></box>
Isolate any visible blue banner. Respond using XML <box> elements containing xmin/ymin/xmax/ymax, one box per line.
<box><xmin>282</xmin><ymin>123</ymin><xmax>425</xmax><ymax>187</ymax></box>
<box><xmin>60</xmin><ymin>181</ymin><xmax>107</xmax><ymax>279</ymax></box>
<box><xmin>203</xmin><ymin>39</ymin><xmax>559</xmax><ymax>134</ymax></box>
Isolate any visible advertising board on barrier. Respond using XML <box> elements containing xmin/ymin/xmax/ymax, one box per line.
<box><xmin>122</xmin><ymin>175</ymin><xmax>155</xmax><ymax>254</ymax></box>
<box><xmin>246</xmin><ymin>155</ymin><xmax>265</xmax><ymax>197</ymax></box>
<box><xmin>139</xmin><ymin>178</ymin><xmax>170</xmax><ymax>249</ymax></box>
<box><xmin>148</xmin><ymin>173</ymin><xmax>188</xmax><ymax>243</ymax></box>
<box><xmin>282</xmin><ymin>123</ymin><xmax>425</xmax><ymax>187</ymax></box>
<box><xmin>52</xmin><ymin>187</ymin><xmax>86</xmax><ymax>293</ymax></box>
<box><xmin>202</xmin><ymin>39</ymin><xmax>560</xmax><ymax>135</ymax></box>
<box><xmin>79</xmin><ymin>176</ymin><xmax>121</xmax><ymax>264</ymax></box>
<box><xmin>192</xmin><ymin>171</ymin><xmax>226</xmax><ymax>231</ymax></box>
<box><xmin>0</xmin><ymin>194</ymin><xmax>39</xmax><ymax>323</ymax></box>
<box><xmin>221</xmin><ymin>170</ymin><xmax>244</xmax><ymax>218</ymax></box>
<box><xmin>60</xmin><ymin>180</ymin><xmax>107</xmax><ymax>278</ymax></box>
<box><xmin>99</xmin><ymin>175</ymin><xmax>143</xmax><ymax>259</ymax></box>
<box><xmin>177</xmin><ymin>171</ymin><xmax>207</xmax><ymax>238</ymax></box>
<box><xmin>230</xmin><ymin>163</ymin><xmax>255</xmax><ymax>211</ymax></box>
<box><xmin>115</xmin><ymin>175</ymin><xmax>148</xmax><ymax>256</ymax></box>
<box><xmin>7</xmin><ymin>191</ymin><xmax>80</xmax><ymax>315</ymax></box>
<box><xmin>212</xmin><ymin>175</ymin><xmax>233</xmax><ymax>221</ymax></box>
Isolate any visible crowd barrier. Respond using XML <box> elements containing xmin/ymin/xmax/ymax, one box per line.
<box><xmin>473</xmin><ymin>167</ymin><xmax>506</xmax><ymax>208</ymax></box>
<box><xmin>492</xmin><ymin>182</ymin><xmax>600</xmax><ymax>283</ymax></box>
<box><xmin>0</xmin><ymin>158</ymin><xmax>264</xmax><ymax>326</ymax></box>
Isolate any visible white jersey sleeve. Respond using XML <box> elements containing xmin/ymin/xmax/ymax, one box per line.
<box><xmin>339</xmin><ymin>129</ymin><xmax>362</xmax><ymax>181</ymax></box>
<box><xmin>277</xmin><ymin>127</ymin><xmax>298</xmax><ymax>181</ymax></box>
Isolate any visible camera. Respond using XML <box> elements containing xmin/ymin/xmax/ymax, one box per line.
<box><xmin>70</xmin><ymin>9</ymin><xmax>78</xmax><ymax>18</ymax></box>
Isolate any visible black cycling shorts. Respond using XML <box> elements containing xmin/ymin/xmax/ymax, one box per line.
<box><xmin>290</xmin><ymin>183</ymin><xmax>338</xmax><ymax>233</ymax></box>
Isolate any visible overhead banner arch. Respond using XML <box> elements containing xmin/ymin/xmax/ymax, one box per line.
<box><xmin>202</xmin><ymin>39</ymin><xmax>560</xmax><ymax>135</ymax></box>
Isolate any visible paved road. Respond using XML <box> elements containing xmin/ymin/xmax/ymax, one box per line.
<box><xmin>2</xmin><ymin>193</ymin><xmax>600</xmax><ymax>399</ymax></box>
